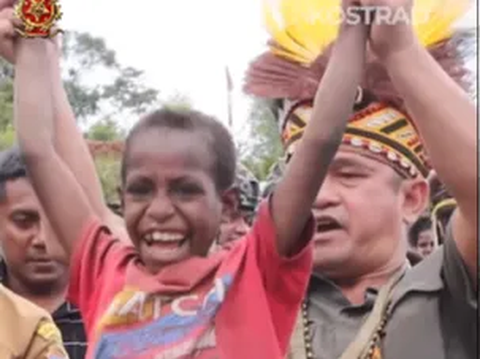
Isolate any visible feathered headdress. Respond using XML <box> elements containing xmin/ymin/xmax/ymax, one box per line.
<box><xmin>244</xmin><ymin>0</ymin><xmax>475</xmax><ymax>178</ymax></box>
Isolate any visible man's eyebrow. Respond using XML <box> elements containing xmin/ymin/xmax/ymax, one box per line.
<box><xmin>330</xmin><ymin>157</ymin><xmax>375</xmax><ymax>171</ymax></box>
<box><xmin>10</xmin><ymin>208</ymin><xmax>38</xmax><ymax>214</ymax></box>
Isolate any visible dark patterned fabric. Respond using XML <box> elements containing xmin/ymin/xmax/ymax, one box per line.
<box><xmin>0</xmin><ymin>260</ymin><xmax>87</xmax><ymax>359</ymax></box>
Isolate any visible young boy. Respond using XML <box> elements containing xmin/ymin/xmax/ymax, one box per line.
<box><xmin>13</xmin><ymin>2</ymin><xmax>369</xmax><ymax>358</ymax></box>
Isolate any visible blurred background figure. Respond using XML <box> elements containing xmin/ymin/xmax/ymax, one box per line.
<box><xmin>0</xmin><ymin>147</ymin><xmax>86</xmax><ymax>359</ymax></box>
<box><xmin>261</xmin><ymin>160</ymin><xmax>284</xmax><ymax>199</ymax></box>
<box><xmin>409</xmin><ymin>216</ymin><xmax>435</xmax><ymax>259</ymax></box>
<box><xmin>217</xmin><ymin>164</ymin><xmax>260</xmax><ymax>246</ymax></box>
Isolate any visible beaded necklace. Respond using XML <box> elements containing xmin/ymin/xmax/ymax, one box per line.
<box><xmin>300</xmin><ymin>297</ymin><xmax>393</xmax><ymax>359</ymax></box>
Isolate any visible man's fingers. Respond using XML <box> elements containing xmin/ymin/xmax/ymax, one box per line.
<box><xmin>11</xmin><ymin>15</ymin><xmax>22</xmax><ymax>29</ymax></box>
<box><xmin>0</xmin><ymin>7</ymin><xmax>23</xmax><ymax>37</ymax></box>
<box><xmin>0</xmin><ymin>23</ymin><xmax>14</xmax><ymax>38</ymax></box>
<box><xmin>0</xmin><ymin>6</ymin><xmax>14</xmax><ymax>19</ymax></box>
<box><xmin>0</xmin><ymin>32</ymin><xmax>15</xmax><ymax>62</ymax></box>
<box><xmin>0</xmin><ymin>0</ymin><xmax>15</xmax><ymax>11</ymax></box>
<box><xmin>0</xmin><ymin>8</ymin><xmax>15</xmax><ymax>37</ymax></box>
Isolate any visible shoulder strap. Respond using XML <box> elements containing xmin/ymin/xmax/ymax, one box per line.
<box><xmin>339</xmin><ymin>270</ymin><xmax>405</xmax><ymax>359</ymax></box>
<box><xmin>287</xmin><ymin>269</ymin><xmax>405</xmax><ymax>359</ymax></box>
<box><xmin>287</xmin><ymin>308</ymin><xmax>308</xmax><ymax>359</ymax></box>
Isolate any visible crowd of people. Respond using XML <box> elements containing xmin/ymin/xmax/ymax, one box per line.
<box><xmin>0</xmin><ymin>0</ymin><xmax>477</xmax><ymax>358</ymax></box>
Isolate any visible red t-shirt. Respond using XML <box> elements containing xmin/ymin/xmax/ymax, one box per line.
<box><xmin>68</xmin><ymin>201</ymin><xmax>313</xmax><ymax>358</ymax></box>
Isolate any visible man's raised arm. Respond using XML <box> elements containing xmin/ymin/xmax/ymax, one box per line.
<box><xmin>49</xmin><ymin>44</ymin><xmax>129</xmax><ymax>242</ymax></box>
<box><xmin>366</xmin><ymin>0</ymin><xmax>477</xmax><ymax>280</ymax></box>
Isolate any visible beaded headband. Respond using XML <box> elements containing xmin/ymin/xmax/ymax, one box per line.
<box><xmin>282</xmin><ymin>99</ymin><xmax>430</xmax><ymax>178</ymax></box>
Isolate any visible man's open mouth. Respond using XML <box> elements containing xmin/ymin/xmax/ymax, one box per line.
<box><xmin>316</xmin><ymin>216</ymin><xmax>343</xmax><ymax>233</ymax></box>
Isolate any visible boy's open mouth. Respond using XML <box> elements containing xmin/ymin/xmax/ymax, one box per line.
<box><xmin>142</xmin><ymin>231</ymin><xmax>189</xmax><ymax>249</ymax></box>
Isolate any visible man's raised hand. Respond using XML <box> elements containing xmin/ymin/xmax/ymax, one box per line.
<box><xmin>360</xmin><ymin>0</ymin><xmax>415</xmax><ymax>60</ymax></box>
<box><xmin>0</xmin><ymin>2</ymin><xmax>19</xmax><ymax>64</ymax></box>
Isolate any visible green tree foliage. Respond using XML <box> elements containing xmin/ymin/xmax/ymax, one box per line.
<box><xmin>0</xmin><ymin>124</ymin><xmax>15</xmax><ymax>150</ymax></box>
<box><xmin>239</xmin><ymin>99</ymin><xmax>284</xmax><ymax>181</ymax></box>
<box><xmin>94</xmin><ymin>155</ymin><xmax>122</xmax><ymax>204</ymax></box>
<box><xmin>61</xmin><ymin>31</ymin><xmax>160</xmax><ymax>121</ymax></box>
<box><xmin>0</xmin><ymin>31</ymin><xmax>161</xmax><ymax>199</ymax></box>
<box><xmin>0</xmin><ymin>57</ymin><xmax>13</xmax><ymax>149</ymax></box>
<box><xmin>0</xmin><ymin>31</ymin><xmax>161</xmax><ymax>129</ymax></box>
<box><xmin>162</xmin><ymin>92</ymin><xmax>194</xmax><ymax>110</ymax></box>
<box><xmin>0</xmin><ymin>59</ymin><xmax>14</xmax><ymax>150</ymax></box>
<box><xmin>86</xmin><ymin>118</ymin><xmax>125</xmax><ymax>141</ymax></box>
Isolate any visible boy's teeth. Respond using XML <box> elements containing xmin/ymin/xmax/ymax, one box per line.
<box><xmin>146</xmin><ymin>232</ymin><xmax>184</xmax><ymax>242</ymax></box>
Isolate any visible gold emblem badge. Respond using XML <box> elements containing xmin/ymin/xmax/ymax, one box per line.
<box><xmin>14</xmin><ymin>0</ymin><xmax>62</xmax><ymax>38</ymax></box>
<box><xmin>36</xmin><ymin>319</ymin><xmax>63</xmax><ymax>342</ymax></box>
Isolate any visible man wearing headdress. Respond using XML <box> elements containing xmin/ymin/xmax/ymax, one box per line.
<box><xmin>244</xmin><ymin>0</ymin><xmax>477</xmax><ymax>358</ymax></box>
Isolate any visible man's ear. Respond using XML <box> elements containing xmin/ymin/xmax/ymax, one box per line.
<box><xmin>401</xmin><ymin>178</ymin><xmax>429</xmax><ymax>225</ymax></box>
<box><xmin>220</xmin><ymin>188</ymin><xmax>239</xmax><ymax>224</ymax></box>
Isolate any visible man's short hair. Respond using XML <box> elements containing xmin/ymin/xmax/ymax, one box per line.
<box><xmin>0</xmin><ymin>146</ymin><xmax>27</xmax><ymax>202</ymax></box>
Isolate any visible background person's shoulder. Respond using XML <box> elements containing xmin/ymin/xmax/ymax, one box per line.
<box><xmin>26</xmin><ymin>318</ymin><xmax>69</xmax><ymax>359</ymax></box>
<box><xmin>0</xmin><ymin>284</ymin><xmax>55</xmax><ymax>357</ymax></box>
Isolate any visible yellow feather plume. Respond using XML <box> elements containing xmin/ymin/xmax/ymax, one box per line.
<box><xmin>263</xmin><ymin>0</ymin><xmax>471</xmax><ymax>64</ymax></box>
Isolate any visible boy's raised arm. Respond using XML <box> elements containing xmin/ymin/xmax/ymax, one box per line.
<box><xmin>272</xmin><ymin>6</ymin><xmax>370</xmax><ymax>256</ymax></box>
<box><xmin>15</xmin><ymin>38</ymin><xmax>96</xmax><ymax>260</ymax></box>
<box><xmin>49</xmin><ymin>45</ymin><xmax>129</xmax><ymax>242</ymax></box>
<box><xmin>50</xmin><ymin>46</ymin><xmax>109</xmax><ymax>220</ymax></box>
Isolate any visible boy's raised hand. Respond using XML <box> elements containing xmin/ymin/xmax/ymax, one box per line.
<box><xmin>271</xmin><ymin>1</ymin><xmax>370</xmax><ymax>256</ymax></box>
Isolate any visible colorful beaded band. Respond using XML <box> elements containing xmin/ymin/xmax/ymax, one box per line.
<box><xmin>281</xmin><ymin>100</ymin><xmax>430</xmax><ymax>179</ymax></box>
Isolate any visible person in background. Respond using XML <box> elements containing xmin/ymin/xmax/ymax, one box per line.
<box><xmin>261</xmin><ymin>161</ymin><xmax>284</xmax><ymax>199</ymax></box>
<box><xmin>408</xmin><ymin>216</ymin><xmax>435</xmax><ymax>258</ymax></box>
<box><xmin>0</xmin><ymin>283</ymin><xmax>68</xmax><ymax>359</ymax></box>
<box><xmin>217</xmin><ymin>164</ymin><xmax>260</xmax><ymax>245</ymax></box>
<box><xmin>0</xmin><ymin>147</ymin><xmax>87</xmax><ymax>359</ymax></box>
